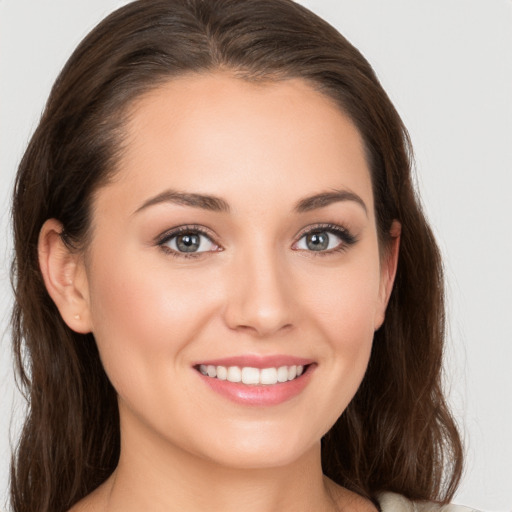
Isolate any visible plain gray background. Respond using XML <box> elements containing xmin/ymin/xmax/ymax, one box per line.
<box><xmin>1</xmin><ymin>1</ymin><xmax>511</xmax><ymax>510</ymax></box>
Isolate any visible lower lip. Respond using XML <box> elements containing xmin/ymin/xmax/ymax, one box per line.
<box><xmin>196</xmin><ymin>365</ymin><xmax>315</xmax><ymax>406</ymax></box>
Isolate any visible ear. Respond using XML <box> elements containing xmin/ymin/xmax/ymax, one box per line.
<box><xmin>374</xmin><ymin>220</ymin><xmax>401</xmax><ymax>330</ymax></box>
<box><xmin>38</xmin><ymin>219</ymin><xmax>93</xmax><ymax>334</ymax></box>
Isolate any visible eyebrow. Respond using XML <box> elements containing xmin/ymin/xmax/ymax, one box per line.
<box><xmin>134</xmin><ymin>188</ymin><xmax>367</xmax><ymax>216</ymax></box>
<box><xmin>134</xmin><ymin>190</ymin><xmax>231</xmax><ymax>214</ymax></box>
<box><xmin>294</xmin><ymin>189</ymin><xmax>368</xmax><ymax>215</ymax></box>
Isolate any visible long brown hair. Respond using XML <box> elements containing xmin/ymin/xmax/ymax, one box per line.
<box><xmin>10</xmin><ymin>1</ymin><xmax>463</xmax><ymax>511</ymax></box>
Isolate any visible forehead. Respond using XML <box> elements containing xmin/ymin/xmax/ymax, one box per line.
<box><xmin>101</xmin><ymin>72</ymin><xmax>373</xmax><ymax>217</ymax></box>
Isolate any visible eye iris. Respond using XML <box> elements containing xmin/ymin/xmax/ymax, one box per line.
<box><xmin>176</xmin><ymin>233</ymin><xmax>200</xmax><ymax>252</ymax></box>
<box><xmin>306</xmin><ymin>232</ymin><xmax>329</xmax><ymax>251</ymax></box>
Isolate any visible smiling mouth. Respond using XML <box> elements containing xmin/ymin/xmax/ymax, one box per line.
<box><xmin>195</xmin><ymin>364</ymin><xmax>309</xmax><ymax>386</ymax></box>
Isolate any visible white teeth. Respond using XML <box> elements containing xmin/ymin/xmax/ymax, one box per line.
<box><xmin>199</xmin><ymin>364</ymin><xmax>307</xmax><ymax>385</ymax></box>
<box><xmin>260</xmin><ymin>367</ymin><xmax>278</xmax><ymax>385</ymax></box>
<box><xmin>241</xmin><ymin>367</ymin><xmax>260</xmax><ymax>385</ymax></box>
<box><xmin>216</xmin><ymin>365</ymin><xmax>227</xmax><ymax>380</ymax></box>
<box><xmin>277</xmin><ymin>366</ymin><xmax>288</xmax><ymax>383</ymax></box>
<box><xmin>227</xmin><ymin>366</ymin><xmax>242</xmax><ymax>383</ymax></box>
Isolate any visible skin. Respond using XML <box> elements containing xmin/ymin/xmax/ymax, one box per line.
<box><xmin>39</xmin><ymin>73</ymin><xmax>400</xmax><ymax>512</ymax></box>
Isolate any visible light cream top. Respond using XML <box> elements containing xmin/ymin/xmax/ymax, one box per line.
<box><xmin>378</xmin><ymin>492</ymin><xmax>479</xmax><ymax>512</ymax></box>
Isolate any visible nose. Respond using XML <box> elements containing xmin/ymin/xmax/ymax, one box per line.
<box><xmin>222</xmin><ymin>246</ymin><xmax>295</xmax><ymax>338</ymax></box>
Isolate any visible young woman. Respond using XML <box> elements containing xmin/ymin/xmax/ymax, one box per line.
<box><xmin>10</xmin><ymin>1</ymin><xmax>469</xmax><ymax>511</ymax></box>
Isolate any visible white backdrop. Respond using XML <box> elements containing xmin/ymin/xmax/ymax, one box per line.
<box><xmin>0</xmin><ymin>1</ymin><xmax>511</xmax><ymax>510</ymax></box>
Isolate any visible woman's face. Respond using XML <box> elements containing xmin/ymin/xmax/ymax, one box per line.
<box><xmin>75</xmin><ymin>73</ymin><xmax>397</xmax><ymax>469</ymax></box>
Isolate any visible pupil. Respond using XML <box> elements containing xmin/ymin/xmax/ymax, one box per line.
<box><xmin>307</xmin><ymin>232</ymin><xmax>328</xmax><ymax>251</ymax></box>
<box><xmin>177</xmin><ymin>233</ymin><xmax>200</xmax><ymax>252</ymax></box>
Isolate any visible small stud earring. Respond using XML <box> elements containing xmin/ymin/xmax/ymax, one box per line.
<box><xmin>74</xmin><ymin>314</ymin><xmax>80</xmax><ymax>320</ymax></box>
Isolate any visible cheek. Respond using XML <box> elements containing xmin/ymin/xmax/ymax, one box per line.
<box><xmin>85</xmin><ymin>252</ymin><xmax>217</xmax><ymax>397</ymax></box>
<box><xmin>300</xmin><ymin>253</ymin><xmax>382</xmax><ymax>345</ymax></box>
<box><xmin>295</xmin><ymin>253</ymin><xmax>381</xmax><ymax>414</ymax></box>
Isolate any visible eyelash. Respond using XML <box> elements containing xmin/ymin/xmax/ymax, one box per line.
<box><xmin>156</xmin><ymin>225</ymin><xmax>219</xmax><ymax>259</ymax></box>
<box><xmin>156</xmin><ymin>223</ymin><xmax>357</xmax><ymax>259</ymax></box>
<box><xmin>294</xmin><ymin>223</ymin><xmax>357</xmax><ymax>256</ymax></box>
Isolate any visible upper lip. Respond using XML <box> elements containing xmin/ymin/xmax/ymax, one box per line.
<box><xmin>193</xmin><ymin>354</ymin><xmax>315</xmax><ymax>369</ymax></box>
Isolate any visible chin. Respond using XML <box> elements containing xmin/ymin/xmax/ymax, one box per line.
<box><xmin>185</xmin><ymin>419</ymin><xmax>325</xmax><ymax>471</ymax></box>
<box><xmin>201</xmin><ymin>443</ymin><xmax>316</xmax><ymax>471</ymax></box>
